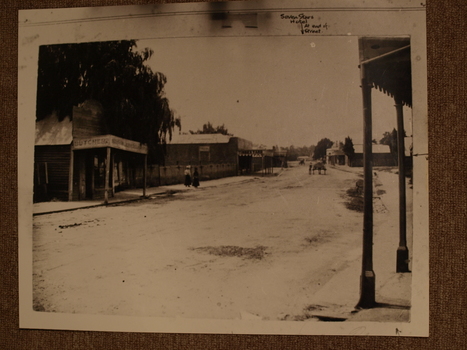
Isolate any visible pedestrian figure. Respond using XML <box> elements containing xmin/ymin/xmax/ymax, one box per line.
<box><xmin>192</xmin><ymin>167</ymin><xmax>200</xmax><ymax>188</ymax></box>
<box><xmin>309</xmin><ymin>164</ymin><xmax>312</xmax><ymax>175</ymax></box>
<box><xmin>184</xmin><ymin>166</ymin><xmax>191</xmax><ymax>187</ymax></box>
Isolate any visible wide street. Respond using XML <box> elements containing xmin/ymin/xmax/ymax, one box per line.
<box><xmin>32</xmin><ymin>163</ymin><xmax>411</xmax><ymax>321</ymax></box>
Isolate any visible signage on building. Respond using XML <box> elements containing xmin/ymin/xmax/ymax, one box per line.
<box><xmin>73</xmin><ymin>135</ymin><xmax>148</xmax><ymax>154</ymax></box>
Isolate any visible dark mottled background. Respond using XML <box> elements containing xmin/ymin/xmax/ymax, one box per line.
<box><xmin>1</xmin><ymin>0</ymin><xmax>466</xmax><ymax>349</ymax></box>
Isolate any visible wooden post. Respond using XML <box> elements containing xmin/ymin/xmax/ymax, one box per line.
<box><xmin>90</xmin><ymin>155</ymin><xmax>95</xmax><ymax>199</ymax></box>
<box><xmin>143</xmin><ymin>154</ymin><xmax>147</xmax><ymax>197</ymax></box>
<box><xmin>395</xmin><ymin>97</ymin><xmax>410</xmax><ymax>272</ymax></box>
<box><xmin>68</xmin><ymin>149</ymin><xmax>74</xmax><ymax>201</ymax></box>
<box><xmin>104</xmin><ymin>147</ymin><xmax>111</xmax><ymax>205</ymax></box>
<box><xmin>111</xmin><ymin>151</ymin><xmax>115</xmax><ymax>197</ymax></box>
<box><xmin>356</xmin><ymin>63</ymin><xmax>376</xmax><ymax>309</ymax></box>
<box><xmin>262</xmin><ymin>154</ymin><xmax>264</xmax><ymax>176</ymax></box>
<box><xmin>158</xmin><ymin>164</ymin><xmax>161</xmax><ymax>186</ymax></box>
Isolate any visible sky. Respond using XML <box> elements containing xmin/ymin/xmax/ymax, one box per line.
<box><xmin>139</xmin><ymin>35</ymin><xmax>411</xmax><ymax>149</ymax></box>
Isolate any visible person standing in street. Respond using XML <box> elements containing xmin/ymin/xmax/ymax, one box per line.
<box><xmin>192</xmin><ymin>167</ymin><xmax>200</xmax><ymax>188</ymax></box>
<box><xmin>184</xmin><ymin>166</ymin><xmax>191</xmax><ymax>187</ymax></box>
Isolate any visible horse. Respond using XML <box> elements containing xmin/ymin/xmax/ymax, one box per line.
<box><xmin>312</xmin><ymin>162</ymin><xmax>326</xmax><ymax>175</ymax></box>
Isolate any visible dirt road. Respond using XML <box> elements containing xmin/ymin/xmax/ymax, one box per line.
<box><xmin>33</xmin><ymin>164</ymin><xmax>405</xmax><ymax>321</ymax></box>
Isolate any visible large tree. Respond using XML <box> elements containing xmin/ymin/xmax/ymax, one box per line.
<box><xmin>36</xmin><ymin>40</ymin><xmax>180</xmax><ymax>163</ymax></box>
<box><xmin>342</xmin><ymin>136</ymin><xmax>355</xmax><ymax>163</ymax></box>
<box><xmin>313</xmin><ymin>138</ymin><xmax>334</xmax><ymax>161</ymax></box>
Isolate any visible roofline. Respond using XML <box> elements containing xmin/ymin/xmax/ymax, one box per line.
<box><xmin>360</xmin><ymin>45</ymin><xmax>410</xmax><ymax>65</ymax></box>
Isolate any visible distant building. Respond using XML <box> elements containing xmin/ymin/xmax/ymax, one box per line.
<box><xmin>34</xmin><ymin>100</ymin><xmax>148</xmax><ymax>203</ymax></box>
<box><xmin>165</xmin><ymin>133</ymin><xmax>252</xmax><ymax>166</ymax></box>
<box><xmin>348</xmin><ymin>144</ymin><xmax>396</xmax><ymax>167</ymax></box>
<box><xmin>326</xmin><ymin>145</ymin><xmax>346</xmax><ymax>166</ymax></box>
<box><xmin>160</xmin><ymin>133</ymin><xmax>286</xmax><ymax>184</ymax></box>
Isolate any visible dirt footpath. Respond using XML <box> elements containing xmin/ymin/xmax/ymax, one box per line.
<box><xmin>33</xmin><ymin>164</ymin><xmax>409</xmax><ymax>321</ymax></box>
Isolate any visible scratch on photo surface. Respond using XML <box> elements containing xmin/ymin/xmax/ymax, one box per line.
<box><xmin>156</xmin><ymin>234</ymin><xmax>165</xmax><ymax>249</ymax></box>
<box><xmin>276</xmin><ymin>189</ymin><xmax>290</xmax><ymax>209</ymax></box>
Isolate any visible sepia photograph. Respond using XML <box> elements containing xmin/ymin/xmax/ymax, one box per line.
<box><xmin>18</xmin><ymin>0</ymin><xmax>428</xmax><ymax>336</ymax></box>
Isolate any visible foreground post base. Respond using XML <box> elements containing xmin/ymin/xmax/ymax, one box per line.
<box><xmin>396</xmin><ymin>246</ymin><xmax>410</xmax><ymax>273</ymax></box>
<box><xmin>356</xmin><ymin>270</ymin><xmax>376</xmax><ymax>309</ymax></box>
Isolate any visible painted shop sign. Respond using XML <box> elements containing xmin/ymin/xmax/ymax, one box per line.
<box><xmin>73</xmin><ymin>135</ymin><xmax>148</xmax><ymax>154</ymax></box>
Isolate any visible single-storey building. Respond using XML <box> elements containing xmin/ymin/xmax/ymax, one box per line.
<box><xmin>348</xmin><ymin>144</ymin><xmax>397</xmax><ymax>167</ymax></box>
<box><xmin>164</xmin><ymin>133</ymin><xmax>252</xmax><ymax>167</ymax></box>
<box><xmin>159</xmin><ymin>134</ymin><xmax>284</xmax><ymax>184</ymax></box>
<box><xmin>34</xmin><ymin>100</ymin><xmax>148</xmax><ymax>203</ymax></box>
<box><xmin>326</xmin><ymin>148</ymin><xmax>346</xmax><ymax>166</ymax></box>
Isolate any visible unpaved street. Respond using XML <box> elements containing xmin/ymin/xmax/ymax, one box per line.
<box><xmin>33</xmin><ymin>164</ymin><xmax>406</xmax><ymax>321</ymax></box>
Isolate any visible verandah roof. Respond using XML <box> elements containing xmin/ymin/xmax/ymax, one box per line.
<box><xmin>359</xmin><ymin>37</ymin><xmax>412</xmax><ymax>107</ymax></box>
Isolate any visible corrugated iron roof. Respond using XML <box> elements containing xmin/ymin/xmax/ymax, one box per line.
<box><xmin>168</xmin><ymin>133</ymin><xmax>231</xmax><ymax>144</ymax></box>
<box><xmin>354</xmin><ymin>144</ymin><xmax>391</xmax><ymax>154</ymax></box>
<box><xmin>35</xmin><ymin>114</ymin><xmax>73</xmax><ymax>146</ymax></box>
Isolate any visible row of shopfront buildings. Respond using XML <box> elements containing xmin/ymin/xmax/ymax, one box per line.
<box><xmin>34</xmin><ymin>99</ymin><xmax>409</xmax><ymax>203</ymax></box>
<box><xmin>33</xmin><ymin>100</ymin><xmax>287</xmax><ymax>203</ymax></box>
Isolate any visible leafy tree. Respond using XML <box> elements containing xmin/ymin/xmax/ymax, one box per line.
<box><xmin>313</xmin><ymin>138</ymin><xmax>333</xmax><ymax>161</ymax></box>
<box><xmin>189</xmin><ymin>122</ymin><xmax>231</xmax><ymax>135</ymax></box>
<box><xmin>36</xmin><ymin>40</ymin><xmax>180</xmax><ymax>163</ymax></box>
<box><xmin>379</xmin><ymin>128</ymin><xmax>408</xmax><ymax>160</ymax></box>
<box><xmin>342</xmin><ymin>136</ymin><xmax>355</xmax><ymax>163</ymax></box>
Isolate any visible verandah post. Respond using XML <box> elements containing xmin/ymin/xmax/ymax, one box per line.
<box><xmin>104</xmin><ymin>147</ymin><xmax>111</xmax><ymax>205</ymax></box>
<box><xmin>395</xmin><ymin>97</ymin><xmax>410</xmax><ymax>272</ymax></box>
<box><xmin>356</xmin><ymin>62</ymin><xmax>376</xmax><ymax>309</ymax></box>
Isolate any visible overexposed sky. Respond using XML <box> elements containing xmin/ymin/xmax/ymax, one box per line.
<box><xmin>139</xmin><ymin>35</ymin><xmax>411</xmax><ymax>148</ymax></box>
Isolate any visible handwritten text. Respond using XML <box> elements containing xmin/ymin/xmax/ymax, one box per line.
<box><xmin>280</xmin><ymin>13</ymin><xmax>329</xmax><ymax>35</ymax></box>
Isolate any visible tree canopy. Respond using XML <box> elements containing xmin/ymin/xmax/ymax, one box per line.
<box><xmin>313</xmin><ymin>138</ymin><xmax>334</xmax><ymax>161</ymax></box>
<box><xmin>379</xmin><ymin>128</ymin><xmax>406</xmax><ymax>159</ymax></box>
<box><xmin>36</xmin><ymin>40</ymin><xmax>180</xmax><ymax>163</ymax></box>
<box><xmin>342</xmin><ymin>136</ymin><xmax>355</xmax><ymax>161</ymax></box>
<box><xmin>189</xmin><ymin>122</ymin><xmax>231</xmax><ymax>136</ymax></box>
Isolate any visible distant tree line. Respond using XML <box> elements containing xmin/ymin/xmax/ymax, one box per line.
<box><xmin>283</xmin><ymin>145</ymin><xmax>315</xmax><ymax>161</ymax></box>
<box><xmin>189</xmin><ymin>122</ymin><xmax>231</xmax><ymax>136</ymax></box>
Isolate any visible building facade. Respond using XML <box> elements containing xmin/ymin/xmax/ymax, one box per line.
<box><xmin>348</xmin><ymin>144</ymin><xmax>397</xmax><ymax>167</ymax></box>
<box><xmin>160</xmin><ymin>134</ymin><xmax>285</xmax><ymax>185</ymax></box>
<box><xmin>34</xmin><ymin>100</ymin><xmax>148</xmax><ymax>203</ymax></box>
